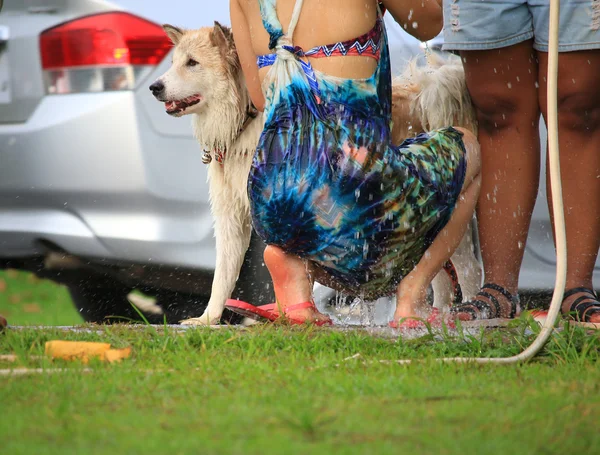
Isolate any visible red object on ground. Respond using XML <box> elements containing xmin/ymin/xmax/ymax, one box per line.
<box><xmin>225</xmin><ymin>300</ymin><xmax>333</xmax><ymax>326</ymax></box>
<box><xmin>389</xmin><ymin>308</ymin><xmax>456</xmax><ymax>329</ymax></box>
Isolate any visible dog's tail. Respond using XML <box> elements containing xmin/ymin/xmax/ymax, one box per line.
<box><xmin>394</xmin><ymin>53</ymin><xmax>478</xmax><ymax>135</ymax></box>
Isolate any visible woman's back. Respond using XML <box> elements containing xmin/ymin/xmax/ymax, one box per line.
<box><xmin>238</xmin><ymin>0</ymin><xmax>380</xmax><ymax>81</ymax></box>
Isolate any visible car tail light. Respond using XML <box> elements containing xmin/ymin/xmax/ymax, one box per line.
<box><xmin>40</xmin><ymin>12</ymin><xmax>172</xmax><ymax>94</ymax></box>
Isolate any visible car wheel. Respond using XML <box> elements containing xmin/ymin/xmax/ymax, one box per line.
<box><xmin>68</xmin><ymin>232</ymin><xmax>274</xmax><ymax>325</ymax></box>
<box><xmin>67</xmin><ymin>275</ymin><xmax>140</xmax><ymax>324</ymax></box>
<box><xmin>151</xmin><ymin>230</ymin><xmax>275</xmax><ymax>324</ymax></box>
<box><xmin>68</xmin><ymin>277</ymin><xmax>197</xmax><ymax>325</ymax></box>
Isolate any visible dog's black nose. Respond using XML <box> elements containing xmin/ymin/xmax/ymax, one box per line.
<box><xmin>149</xmin><ymin>80</ymin><xmax>164</xmax><ymax>95</ymax></box>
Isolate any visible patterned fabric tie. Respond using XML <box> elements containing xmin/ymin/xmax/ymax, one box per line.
<box><xmin>281</xmin><ymin>45</ymin><xmax>322</xmax><ymax>104</ymax></box>
<box><xmin>258</xmin><ymin>42</ymin><xmax>323</xmax><ymax>106</ymax></box>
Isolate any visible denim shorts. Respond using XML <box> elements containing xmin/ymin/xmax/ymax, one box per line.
<box><xmin>442</xmin><ymin>0</ymin><xmax>600</xmax><ymax>52</ymax></box>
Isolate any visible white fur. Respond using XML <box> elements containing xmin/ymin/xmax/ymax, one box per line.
<box><xmin>405</xmin><ymin>53</ymin><xmax>478</xmax><ymax>136</ymax></box>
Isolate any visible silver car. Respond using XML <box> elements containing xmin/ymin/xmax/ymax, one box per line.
<box><xmin>0</xmin><ymin>0</ymin><xmax>590</xmax><ymax>323</ymax></box>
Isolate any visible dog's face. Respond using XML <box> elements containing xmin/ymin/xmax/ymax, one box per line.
<box><xmin>150</xmin><ymin>22</ymin><xmax>240</xmax><ymax>117</ymax></box>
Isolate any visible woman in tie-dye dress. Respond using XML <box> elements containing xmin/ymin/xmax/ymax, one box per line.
<box><xmin>227</xmin><ymin>0</ymin><xmax>481</xmax><ymax>327</ymax></box>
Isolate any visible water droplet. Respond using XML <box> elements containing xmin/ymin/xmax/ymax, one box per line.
<box><xmin>507</xmin><ymin>82</ymin><xmax>512</xmax><ymax>89</ymax></box>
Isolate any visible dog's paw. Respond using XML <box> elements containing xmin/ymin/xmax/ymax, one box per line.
<box><xmin>180</xmin><ymin>314</ymin><xmax>220</xmax><ymax>326</ymax></box>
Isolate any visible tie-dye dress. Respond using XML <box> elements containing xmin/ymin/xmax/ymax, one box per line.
<box><xmin>249</xmin><ymin>0</ymin><xmax>467</xmax><ymax>300</ymax></box>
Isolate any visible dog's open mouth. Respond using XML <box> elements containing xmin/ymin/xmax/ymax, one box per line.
<box><xmin>165</xmin><ymin>94</ymin><xmax>202</xmax><ymax>115</ymax></box>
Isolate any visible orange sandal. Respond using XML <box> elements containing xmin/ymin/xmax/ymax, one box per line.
<box><xmin>225</xmin><ymin>300</ymin><xmax>333</xmax><ymax>326</ymax></box>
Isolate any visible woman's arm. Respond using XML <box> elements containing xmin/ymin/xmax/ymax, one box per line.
<box><xmin>381</xmin><ymin>0</ymin><xmax>442</xmax><ymax>42</ymax></box>
<box><xmin>230</xmin><ymin>0</ymin><xmax>265</xmax><ymax>111</ymax></box>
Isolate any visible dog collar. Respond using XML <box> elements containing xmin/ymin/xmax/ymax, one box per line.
<box><xmin>202</xmin><ymin>104</ymin><xmax>259</xmax><ymax>165</ymax></box>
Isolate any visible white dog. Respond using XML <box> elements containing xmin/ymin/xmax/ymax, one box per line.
<box><xmin>150</xmin><ymin>22</ymin><xmax>481</xmax><ymax>325</ymax></box>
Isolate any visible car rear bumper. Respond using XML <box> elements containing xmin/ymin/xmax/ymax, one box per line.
<box><xmin>0</xmin><ymin>92</ymin><xmax>217</xmax><ymax>270</ymax></box>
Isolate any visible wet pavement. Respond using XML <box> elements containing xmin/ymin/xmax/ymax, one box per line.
<box><xmin>1</xmin><ymin>292</ymin><xmax>556</xmax><ymax>340</ymax></box>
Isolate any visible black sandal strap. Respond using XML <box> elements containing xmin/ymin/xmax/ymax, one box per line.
<box><xmin>451</xmin><ymin>299</ymin><xmax>495</xmax><ymax>320</ymax></box>
<box><xmin>454</xmin><ymin>305</ymin><xmax>478</xmax><ymax>320</ymax></box>
<box><xmin>452</xmin><ymin>282</ymin><xmax>520</xmax><ymax>320</ymax></box>
<box><xmin>482</xmin><ymin>283</ymin><xmax>517</xmax><ymax>302</ymax></box>
<box><xmin>563</xmin><ymin>287</ymin><xmax>598</xmax><ymax>300</ymax></box>
<box><xmin>582</xmin><ymin>308</ymin><xmax>600</xmax><ymax>322</ymax></box>
<box><xmin>567</xmin><ymin>296</ymin><xmax>600</xmax><ymax>322</ymax></box>
<box><xmin>482</xmin><ymin>283</ymin><xmax>519</xmax><ymax>318</ymax></box>
<box><xmin>452</xmin><ymin>293</ymin><xmax>500</xmax><ymax>320</ymax></box>
<box><xmin>442</xmin><ymin>260</ymin><xmax>463</xmax><ymax>305</ymax></box>
<box><xmin>470</xmin><ymin>299</ymin><xmax>495</xmax><ymax>318</ymax></box>
<box><xmin>476</xmin><ymin>291</ymin><xmax>501</xmax><ymax>318</ymax></box>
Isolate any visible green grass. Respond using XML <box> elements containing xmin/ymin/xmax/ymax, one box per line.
<box><xmin>1</xmin><ymin>270</ymin><xmax>599</xmax><ymax>454</ymax></box>
<box><xmin>0</xmin><ymin>270</ymin><xmax>83</xmax><ymax>326</ymax></box>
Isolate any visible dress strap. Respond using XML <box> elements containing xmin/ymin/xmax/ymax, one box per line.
<box><xmin>286</xmin><ymin>0</ymin><xmax>304</xmax><ymax>43</ymax></box>
<box><xmin>259</xmin><ymin>0</ymin><xmax>284</xmax><ymax>50</ymax></box>
<box><xmin>259</xmin><ymin>0</ymin><xmax>304</xmax><ymax>50</ymax></box>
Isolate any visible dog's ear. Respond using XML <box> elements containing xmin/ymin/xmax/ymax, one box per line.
<box><xmin>210</xmin><ymin>21</ymin><xmax>234</xmax><ymax>49</ymax></box>
<box><xmin>210</xmin><ymin>21</ymin><xmax>239</xmax><ymax>71</ymax></box>
<box><xmin>163</xmin><ymin>24</ymin><xmax>184</xmax><ymax>45</ymax></box>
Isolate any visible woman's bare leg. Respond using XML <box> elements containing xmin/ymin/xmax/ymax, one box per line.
<box><xmin>262</xmin><ymin>246</ymin><xmax>330</xmax><ymax>322</ymax></box>
<box><xmin>453</xmin><ymin>41</ymin><xmax>541</xmax><ymax>320</ymax></box>
<box><xmin>538</xmin><ymin>50</ymin><xmax>600</xmax><ymax>322</ymax></box>
<box><xmin>393</xmin><ymin>127</ymin><xmax>481</xmax><ymax>321</ymax></box>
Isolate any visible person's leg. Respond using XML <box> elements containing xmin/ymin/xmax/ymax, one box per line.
<box><xmin>262</xmin><ymin>245</ymin><xmax>331</xmax><ymax>322</ymax></box>
<box><xmin>452</xmin><ymin>41</ymin><xmax>542</xmax><ymax>320</ymax></box>
<box><xmin>537</xmin><ymin>50</ymin><xmax>600</xmax><ymax>322</ymax></box>
<box><xmin>393</xmin><ymin>127</ymin><xmax>481</xmax><ymax>321</ymax></box>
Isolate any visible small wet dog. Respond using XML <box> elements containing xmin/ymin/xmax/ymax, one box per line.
<box><xmin>150</xmin><ymin>22</ymin><xmax>481</xmax><ymax>325</ymax></box>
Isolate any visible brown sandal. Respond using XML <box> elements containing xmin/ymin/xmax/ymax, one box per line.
<box><xmin>562</xmin><ymin>287</ymin><xmax>600</xmax><ymax>323</ymax></box>
<box><xmin>450</xmin><ymin>283</ymin><xmax>520</xmax><ymax>320</ymax></box>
